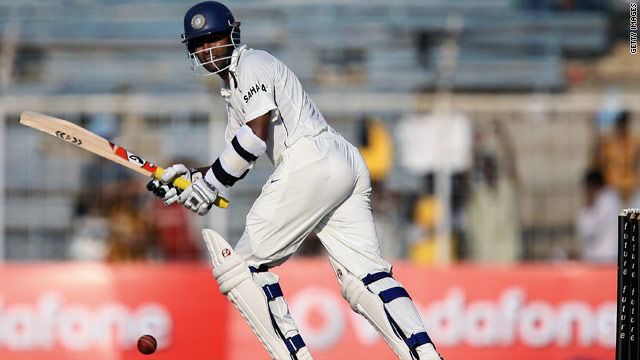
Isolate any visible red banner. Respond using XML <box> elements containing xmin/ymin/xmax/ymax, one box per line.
<box><xmin>0</xmin><ymin>263</ymin><xmax>228</xmax><ymax>360</ymax></box>
<box><xmin>227</xmin><ymin>260</ymin><xmax>617</xmax><ymax>360</ymax></box>
<box><xmin>0</xmin><ymin>261</ymin><xmax>617</xmax><ymax>360</ymax></box>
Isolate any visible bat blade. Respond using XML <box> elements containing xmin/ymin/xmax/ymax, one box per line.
<box><xmin>20</xmin><ymin>111</ymin><xmax>158</xmax><ymax>177</ymax></box>
<box><xmin>19</xmin><ymin>111</ymin><xmax>229</xmax><ymax>209</ymax></box>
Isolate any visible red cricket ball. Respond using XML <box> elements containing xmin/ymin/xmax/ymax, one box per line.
<box><xmin>137</xmin><ymin>334</ymin><xmax>157</xmax><ymax>355</ymax></box>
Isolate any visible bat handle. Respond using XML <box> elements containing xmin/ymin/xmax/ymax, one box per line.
<box><xmin>154</xmin><ymin>168</ymin><xmax>229</xmax><ymax>209</ymax></box>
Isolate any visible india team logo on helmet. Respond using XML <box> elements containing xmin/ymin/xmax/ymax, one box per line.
<box><xmin>191</xmin><ymin>14</ymin><xmax>206</xmax><ymax>30</ymax></box>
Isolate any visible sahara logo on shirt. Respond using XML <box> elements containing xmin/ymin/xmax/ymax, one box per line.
<box><xmin>243</xmin><ymin>83</ymin><xmax>271</xmax><ymax>103</ymax></box>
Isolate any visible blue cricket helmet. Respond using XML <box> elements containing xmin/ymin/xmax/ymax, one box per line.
<box><xmin>181</xmin><ymin>1</ymin><xmax>240</xmax><ymax>44</ymax></box>
<box><xmin>181</xmin><ymin>1</ymin><xmax>241</xmax><ymax>76</ymax></box>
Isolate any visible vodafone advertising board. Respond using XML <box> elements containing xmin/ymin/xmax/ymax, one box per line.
<box><xmin>0</xmin><ymin>264</ymin><xmax>228</xmax><ymax>360</ymax></box>
<box><xmin>0</xmin><ymin>261</ymin><xmax>616</xmax><ymax>360</ymax></box>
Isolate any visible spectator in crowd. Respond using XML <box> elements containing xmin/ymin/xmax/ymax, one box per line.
<box><xmin>408</xmin><ymin>173</ymin><xmax>444</xmax><ymax>264</ymax></box>
<box><xmin>68</xmin><ymin>206</ymin><xmax>108</xmax><ymax>261</ymax></box>
<box><xmin>371</xmin><ymin>180</ymin><xmax>408</xmax><ymax>259</ymax></box>
<box><xmin>69</xmin><ymin>115</ymin><xmax>135</xmax><ymax>261</ymax></box>
<box><xmin>357</xmin><ymin>116</ymin><xmax>406</xmax><ymax>259</ymax></box>
<box><xmin>148</xmin><ymin>192</ymin><xmax>203</xmax><ymax>261</ymax></box>
<box><xmin>146</xmin><ymin>157</ymin><xmax>204</xmax><ymax>261</ymax></box>
<box><xmin>594</xmin><ymin>110</ymin><xmax>640</xmax><ymax>205</ymax></box>
<box><xmin>575</xmin><ymin>169</ymin><xmax>622</xmax><ymax>263</ymax></box>
<box><xmin>70</xmin><ymin>114</ymin><xmax>153</xmax><ymax>262</ymax></box>
<box><xmin>464</xmin><ymin>120</ymin><xmax>521</xmax><ymax>263</ymax></box>
<box><xmin>358</xmin><ymin>116</ymin><xmax>393</xmax><ymax>182</ymax></box>
<box><xmin>73</xmin><ymin>158</ymin><xmax>152</xmax><ymax>263</ymax></box>
<box><xmin>105</xmin><ymin>198</ymin><xmax>152</xmax><ymax>262</ymax></box>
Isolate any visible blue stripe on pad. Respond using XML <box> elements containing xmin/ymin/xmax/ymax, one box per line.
<box><xmin>405</xmin><ymin>332</ymin><xmax>432</xmax><ymax>350</ymax></box>
<box><xmin>262</xmin><ymin>283</ymin><xmax>283</xmax><ymax>301</ymax></box>
<box><xmin>362</xmin><ymin>271</ymin><xmax>392</xmax><ymax>285</ymax></box>
<box><xmin>379</xmin><ymin>287</ymin><xmax>410</xmax><ymax>303</ymax></box>
<box><xmin>285</xmin><ymin>334</ymin><xmax>306</xmax><ymax>353</ymax></box>
<box><xmin>249</xmin><ymin>265</ymin><xmax>269</xmax><ymax>273</ymax></box>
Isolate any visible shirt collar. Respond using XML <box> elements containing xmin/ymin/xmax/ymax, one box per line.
<box><xmin>220</xmin><ymin>44</ymin><xmax>247</xmax><ymax>98</ymax></box>
<box><xmin>229</xmin><ymin>44</ymin><xmax>247</xmax><ymax>74</ymax></box>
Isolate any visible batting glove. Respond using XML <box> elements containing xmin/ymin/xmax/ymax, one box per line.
<box><xmin>178</xmin><ymin>177</ymin><xmax>219</xmax><ymax>216</ymax></box>
<box><xmin>147</xmin><ymin>164</ymin><xmax>203</xmax><ymax>206</ymax></box>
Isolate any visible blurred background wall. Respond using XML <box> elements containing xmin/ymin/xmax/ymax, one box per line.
<box><xmin>0</xmin><ymin>0</ymin><xmax>638</xmax><ymax>265</ymax></box>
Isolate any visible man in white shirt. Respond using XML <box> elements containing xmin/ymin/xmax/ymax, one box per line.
<box><xmin>147</xmin><ymin>2</ymin><xmax>442</xmax><ymax>359</ymax></box>
<box><xmin>576</xmin><ymin>169</ymin><xmax>622</xmax><ymax>263</ymax></box>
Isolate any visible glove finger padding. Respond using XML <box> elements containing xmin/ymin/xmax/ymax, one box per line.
<box><xmin>147</xmin><ymin>178</ymin><xmax>182</xmax><ymax>206</ymax></box>
<box><xmin>163</xmin><ymin>187</ymin><xmax>181</xmax><ymax>206</ymax></box>
<box><xmin>147</xmin><ymin>179</ymin><xmax>169</xmax><ymax>198</ymax></box>
<box><xmin>197</xmin><ymin>202</ymin><xmax>213</xmax><ymax>216</ymax></box>
<box><xmin>160</xmin><ymin>164</ymin><xmax>189</xmax><ymax>184</ymax></box>
<box><xmin>146</xmin><ymin>178</ymin><xmax>160</xmax><ymax>193</ymax></box>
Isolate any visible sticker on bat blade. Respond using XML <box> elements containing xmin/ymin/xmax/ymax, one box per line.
<box><xmin>55</xmin><ymin>130</ymin><xmax>82</xmax><ymax>145</ymax></box>
<box><xmin>109</xmin><ymin>142</ymin><xmax>158</xmax><ymax>173</ymax></box>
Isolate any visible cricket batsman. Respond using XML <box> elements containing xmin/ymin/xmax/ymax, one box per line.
<box><xmin>147</xmin><ymin>2</ymin><xmax>443</xmax><ymax>359</ymax></box>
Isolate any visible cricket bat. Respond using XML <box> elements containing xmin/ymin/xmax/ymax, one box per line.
<box><xmin>19</xmin><ymin>111</ymin><xmax>229</xmax><ymax>209</ymax></box>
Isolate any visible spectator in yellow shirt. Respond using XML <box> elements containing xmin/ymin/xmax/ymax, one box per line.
<box><xmin>596</xmin><ymin>111</ymin><xmax>640</xmax><ymax>204</ymax></box>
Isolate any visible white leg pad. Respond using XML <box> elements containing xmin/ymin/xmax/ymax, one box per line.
<box><xmin>202</xmin><ymin>229</ymin><xmax>313</xmax><ymax>360</ymax></box>
<box><xmin>341</xmin><ymin>272</ymin><xmax>442</xmax><ymax>360</ymax></box>
<box><xmin>341</xmin><ymin>272</ymin><xmax>413</xmax><ymax>360</ymax></box>
<box><xmin>416</xmin><ymin>344</ymin><xmax>442</xmax><ymax>360</ymax></box>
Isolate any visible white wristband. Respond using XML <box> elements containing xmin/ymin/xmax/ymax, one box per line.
<box><xmin>205</xmin><ymin>168</ymin><xmax>228</xmax><ymax>193</ymax></box>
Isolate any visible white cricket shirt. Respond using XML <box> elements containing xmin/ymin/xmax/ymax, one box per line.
<box><xmin>221</xmin><ymin>45</ymin><xmax>329</xmax><ymax>166</ymax></box>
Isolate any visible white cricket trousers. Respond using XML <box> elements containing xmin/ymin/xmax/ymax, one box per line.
<box><xmin>234</xmin><ymin>129</ymin><xmax>392</xmax><ymax>278</ymax></box>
